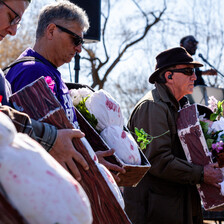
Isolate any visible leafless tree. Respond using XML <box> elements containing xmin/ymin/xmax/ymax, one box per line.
<box><xmin>82</xmin><ymin>0</ymin><xmax>167</xmax><ymax>89</ymax></box>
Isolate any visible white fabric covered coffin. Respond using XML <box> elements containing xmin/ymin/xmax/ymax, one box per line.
<box><xmin>0</xmin><ymin>112</ymin><xmax>92</xmax><ymax>224</ymax></box>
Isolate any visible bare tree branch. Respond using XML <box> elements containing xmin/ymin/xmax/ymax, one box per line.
<box><xmin>82</xmin><ymin>0</ymin><xmax>167</xmax><ymax>89</ymax></box>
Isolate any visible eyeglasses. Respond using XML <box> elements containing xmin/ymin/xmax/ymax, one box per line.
<box><xmin>55</xmin><ymin>24</ymin><xmax>84</xmax><ymax>46</ymax></box>
<box><xmin>0</xmin><ymin>0</ymin><xmax>21</xmax><ymax>26</ymax></box>
<box><xmin>168</xmin><ymin>68</ymin><xmax>195</xmax><ymax>76</ymax></box>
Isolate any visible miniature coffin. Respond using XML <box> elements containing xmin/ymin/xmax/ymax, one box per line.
<box><xmin>68</xmin><ymin>83</ymin><xmax>151</xmax><ymax>187</ymax></box>
<box><xmin>177</xmin><ymin>104</ymin><xmax>224</xmax><ymax>211</ymax></box>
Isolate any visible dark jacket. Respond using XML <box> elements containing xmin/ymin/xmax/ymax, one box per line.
<box><xmin>124</xmin><ymin>83</ymin><xmax>203</xmax><ymax>224</ymax></box>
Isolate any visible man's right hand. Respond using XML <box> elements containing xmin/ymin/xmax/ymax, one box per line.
<box><xmin>203</xmin><ymin>163</ymin><xmax>223</xmax><ymax>188</ymax></box>
<box><xmin>49</xmin><ymin>129</ymin><xmax>89</xmax><ymax>181</ymax></box>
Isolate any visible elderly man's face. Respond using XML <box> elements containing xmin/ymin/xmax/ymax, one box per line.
<box><xmin>49</xmin><ymin>21</ymin><xmax>84</xmax><ymax>67</ymax></box>
<box><xmin>0</xmin><ymin>0</ymin><xmax>29</xmax><ymax>41</ymax></box>
<box><xmin>166</xmin><ymin>64</ymin><xmax>196</xmax><ymax>100</ymax></box>
<box><xmin>182</xmin><ymin>37</ymin><xmax>198</xmax><ymax>56</ymax></box>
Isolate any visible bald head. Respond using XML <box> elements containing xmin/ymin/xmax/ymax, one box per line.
<box><xmin>180</xmin><ymin>35</ymin><xmax>198</xmax><ymax>56</ymax></box>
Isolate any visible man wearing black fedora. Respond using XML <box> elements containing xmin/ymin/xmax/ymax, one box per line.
<box><xmin>124</xmin><ymin>47</ymin><xmax>223</xmax><ymax>224</ymax></box>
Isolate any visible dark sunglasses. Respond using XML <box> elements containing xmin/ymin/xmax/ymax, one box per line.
<box><xmin>0</xmin><ymin>0</ymin><xmax>21</xmax><ymax>26</ymax></box>
<box><xmin>55</xmin><ymin>24</ymin><xmax>84</xmax><ymax>46</ymax></box>
<box><xmin>168</xmin><ymin>68</ymin><xmax>195</xmax><ymax>76</ymax></box>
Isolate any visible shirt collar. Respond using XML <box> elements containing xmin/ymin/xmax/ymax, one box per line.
<box><xmin>155</xmin><ymin>82</ymin><xmax>180</xmax><ymax>110</ymax></box>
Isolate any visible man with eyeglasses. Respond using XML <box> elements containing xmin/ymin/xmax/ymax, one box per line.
<box><xmin>0</xmin><ymin>0</ymin><xmax>30</xmax><ymax>104</ymax></box>
<box><xmin>123</xmin><ymin>47</ymin><xmax>223</xmax><ymax>224</ymax></box>
<box><xmin>180</xmin><ymin>35</ymin><xmax>217</xmax><ymax>86</ymax></box>
<box><xmin>0</xmin><ymin>0</ymin><xmax>25</xmax><ymax>41</ymax></box>
<box><xmin>5</xmin><ymin>1</ymin><xmax>125</xmax><ymax>182</ymax></box>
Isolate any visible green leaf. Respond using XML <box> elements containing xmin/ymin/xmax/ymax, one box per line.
<box><xmin>76</xmin><ymin>97</ymin><xmax>98</xmax><ymax>129</ymax></box>
<box><xmin>210</xmin><ymin>113</ymin><xmax>218</xmax><ymax>121</ymax></box>
<box><xmin>133</xmin><ymin>127</ymin><xmax>169</xmax><ymax>151</ymax></box>
<box><xmin>200</xmin><ymin>121</ymin><xmax>209</xmax><ymax>134</ymax></box>
<box><xmin>206</xmin><ymin>138</ymin><xmax>214</xmax><ymax>149</ymax></box>
<box><xmin>134</xmin><ymin>127</ymin><xmax>141</xmax><ymax>136</ymax></box>
<box><xmin>209</xmin><ymin>100</ymin><xmax>224</xmax><ymax>121</ymax></box>
<box><xmin>220</xmin><ymin>134</ymin><xmax>224</xmax><ymax>142</ymax></box>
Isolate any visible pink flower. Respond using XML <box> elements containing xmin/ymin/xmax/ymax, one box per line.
<box><xmin>45</xmin><ymin>76</ymin><xmax>55</xmax><ymax>94</ymax></box>
<box><xmin>0</xmin><ymin>95</ymin><xmax>2</xmax><ymax>104</ymax></box>
<box><xmin>212</xmin><ymin>141</ymin><xmax>224</xmax><ymax>153</ymax></box>
<box><xmin>208</xmin><ymin>96</ymin><xmax>218</xmax><ymax>112</ymax></box>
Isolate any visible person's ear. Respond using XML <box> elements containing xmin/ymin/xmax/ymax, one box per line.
<box><xmin>46</xmin><ymin>23</ymin><xmax>56</xmax><ymax>40</ymax></box>
<box><xmin>165</xmin><ymin>71</ymin><xmax>173</xmax><ymax>82</ymax></box>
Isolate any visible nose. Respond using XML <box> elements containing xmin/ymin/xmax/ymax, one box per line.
<box><xmin>74</xmin><ymin>44</ymin><xmax>82</xmax><ymax>53</ymax></box>
<box><xmin>6</xmin><ymin>24</ymin><xmax>18</xmax><ymax>36</ymax></box>
<box><xmin>191</xmin><ymin>71</ymin><xmax>197</xmax><ymax>81</ymax></box>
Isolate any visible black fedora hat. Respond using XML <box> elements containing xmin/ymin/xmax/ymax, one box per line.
<box><xmin>149</xmin><ymin>47</ymin><xmax>203</xmax><ymax>84</ymax></box>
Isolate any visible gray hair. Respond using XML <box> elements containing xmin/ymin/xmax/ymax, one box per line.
<box><xmin>36</xmin><ymin>1</ymin><xmax>89</xmax><ymax>39</ymax></box>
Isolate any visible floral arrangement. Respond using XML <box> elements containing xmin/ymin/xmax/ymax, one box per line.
<box><xmin>199</xmin><ymin>96</ymin><xmax>224</xmax><ymax>165</ymax></box>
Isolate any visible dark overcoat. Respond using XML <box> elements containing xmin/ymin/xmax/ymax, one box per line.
<box><xmin>124</xmin><ymin>83</ymin><xmax>203</xmax><ymax>224</ymax></box>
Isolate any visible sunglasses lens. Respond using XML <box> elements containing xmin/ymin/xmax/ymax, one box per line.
<box><xmin>185</xmin><ymin>69</ymin><xmax>194</xmax><ymax>76</ymax></box>
<box><xmin>170</xmin><ymin>68</ymin><xmax>194</xmax><ymax>76</ymax></box>
<box><xmin>73</xmin><ymin>37</ymin><xmax>83</xmax><ymax>46</ymax></box>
